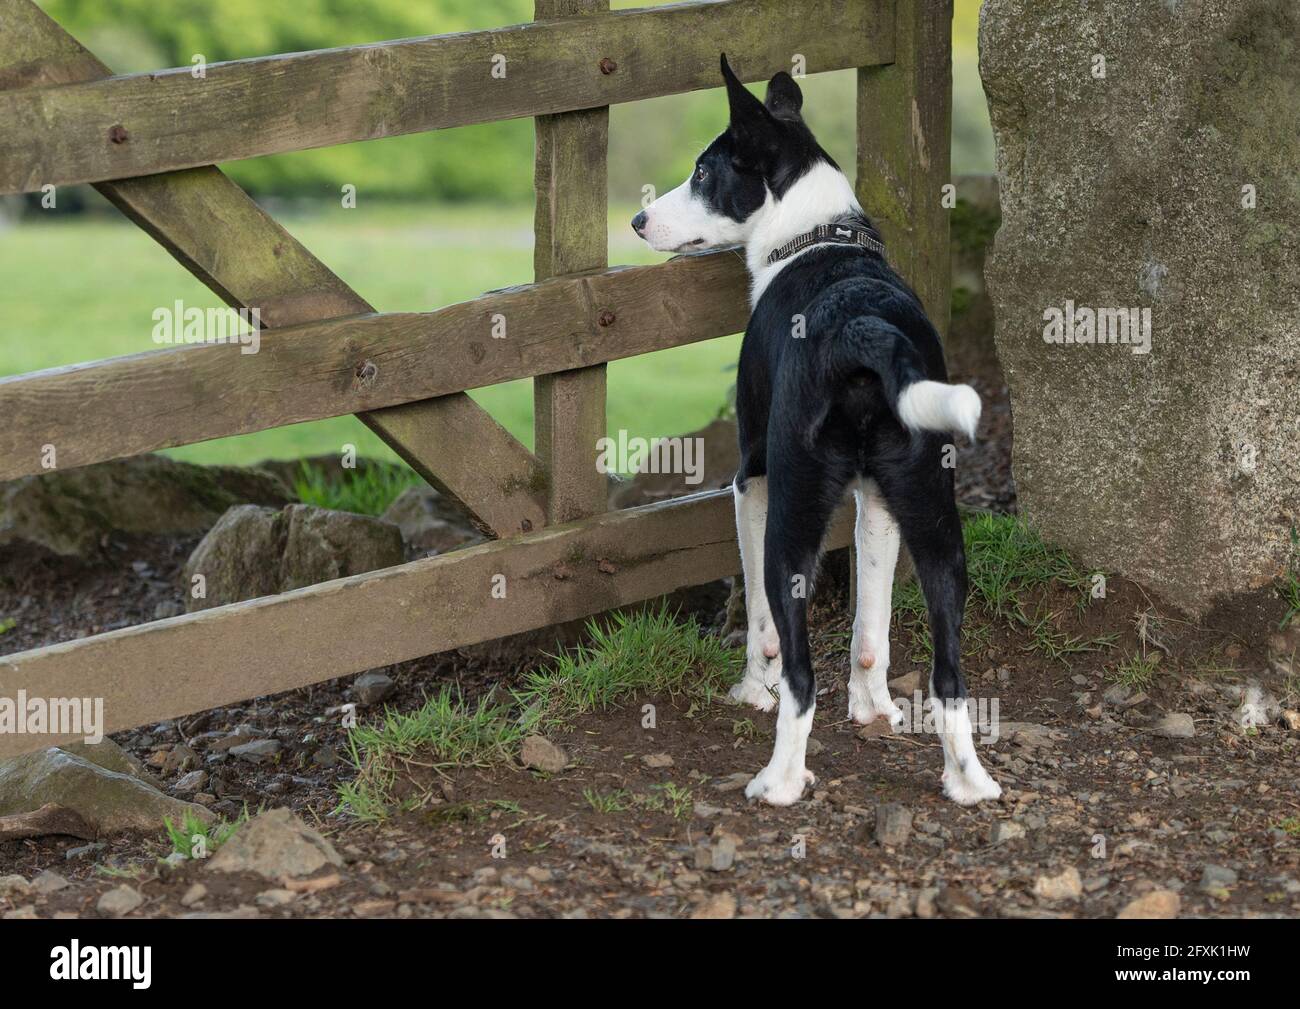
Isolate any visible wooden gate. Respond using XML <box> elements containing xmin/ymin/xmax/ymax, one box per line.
<box><xmin>0</xmin><ymin>0</ymin><xmax>951</xmax><ymax>756</ymax></box>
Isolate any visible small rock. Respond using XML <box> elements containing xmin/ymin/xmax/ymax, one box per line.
<box><xmin>520</xmin><ymin>735</ymin><xmax>568</xmax><ymax>773</ymax></box>
<box><xmin>31</xmin><ymin>870</ymin><xmax>70</xmax><ymax>895</ymax></box>
<box><xmin>1199</xmin><ymin>864</ymin><xmax>1238</xmax><ymax>896</ymax></box>
<box><xmin>915</xmin><ymin>886</ymin><xmax>939</xmax><ymax>919</ymax></box>
<box><xmin>935</xmin><ymin>885</ymin><xmax>980</xmax><ymax>918</ymax></box>
<box><xmin>180</xmin><ymin>883</ymin><xmax>207</xmax><ymax>907</ymax></box>
<box><xmin>1154</xmin><ymin>712</ymin><xmax>1195</xmax><ymax>739</ymax></box>
<box><xmin>97</xmin><ymin>885</ymin><xmax>144</xmax><ymax>917</ymax></box>
<box><xmin>162</xmin><ymin>744</ymin><xmax>198</xmax><ymax>774</ymax></box>
<box><xmin>228</xmin><ymin>739</ymin><xmax>282</xmax><ymax>764</ymax></box>
<box><xmin>501</xmin><ymin>870</ymin><xmax>536</xmax><ymax>892</ymax></box>
<box><xmin>694</xmin><ymin>834</ymin><xmax>738</xmax><ymax>872</ymax></box>
<box><xmin>641</xmin><ymin>752</ymin><xmax>674</xmax><ymax>769</ymax></box>
<box><xmin>887</xmin><ymin>669</ymin><xmax>922</xmax><ymax>695</ymax></box>
<box><xmin>1103</xmin><ymin>682</ymin><xmax>1132</xmax><ymax>705</ymax></box>
<box><xmin>0</xmin><ymin>874</ymin><xmax>31</xmax><ymax>898</ymax></box>
<box><xmin>856</xmin><ymin>720</ymin><xmax>894</xmax><ymax>739</ymax></box>
<box><xmin>207</xmin><ymin>807</ymin><xmax>343</xmax><ymax>880</ymax></box>
<box><xmin>3</xmin><ymin>905</ymin><xmax>38</xmax><ymax>919</ymax></box>
<box><xmin>989</xmin><ymin>820</ymin><xmax>1026</xmax><ymax>845</ymax></box>
<box><xmin>65</xmin><ymin>842</ymin><xmax>106</xmax><ymax>861</ymax></box>
<box><xmin>691</xmin><ymin>891</ymin><xmax>737</xmax><ymax>919</ymax></box>
<box><xmin>255</xmin><ymin>888</ymin><xmax>298</xmax><ymax>907</ymax></box>
<box><xmin>713</xmin><ymin>772</ymin><xmax>752</xmax><ymax>793</ymax></box>
<box><xmin>312</xmin><ymin>745</ymin><xmax>342</xmax><ymax>768</ymax></box>
<box><xmin>1033</xmin><ymin>866</ymin><xmax>1083</xmax><ymax>901</ymax></box>
<box><xmin>1117</xmin><ymin>890</ymin><xmax>1180</xmax><ymax>919</ymax></box>
<box><xmin>804</xmin><ymin>738</ymin><xmax>825</xmax><ymax>756</ymax></box>
<box><xmin>173</xmin><ymin>769</ymin><xmax>208</xmax><ymax>794</ymax></box>
<box><xmin>353</xmin><ymin>670</ymin><xmax>396</xmax><ymax>706</ymax></box>
<box><xmin>875</xmin><ymin>803</ymin><xmax>912</xmax><ymax>847</ymax></box>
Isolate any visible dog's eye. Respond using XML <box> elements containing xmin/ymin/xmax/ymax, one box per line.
<box><xmin>695</xmin><ymin>165</ymin><xmax>707</xmax><ymax>182</ymax></box>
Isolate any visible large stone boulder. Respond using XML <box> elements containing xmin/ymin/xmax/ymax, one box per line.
<box><xmin>981</xmin><ymin>0</ymin><xmax>1300</xmax><ymax>614</ymax></box>
<box><xmin>183</xmin><ymin>503</ymin><xmax>405</xmax><ymax>610</ymax></box>
<box><xmin>0</xmin><ymin>739</ymin><xmax>212</xmax><ymax>837</ymax></box>
<box><xmin>0</xmin><ymin>454</ymin><xmax>292</xmax><ymax>558</ymax></box>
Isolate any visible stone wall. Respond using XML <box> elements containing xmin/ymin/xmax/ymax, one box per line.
<box><xmin>980</xmin><ymin>0</ymin><xmax>1300</xmax><ymax>614</ymax></box>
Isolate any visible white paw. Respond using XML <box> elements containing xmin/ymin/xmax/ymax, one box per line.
<box><xmin>728</xmin><ymin>676</ymin><xmax>777</xmax><ymax>712</ymax></box>
<box><xmin>941</xmin><ymin>763</ymin><xmax>1003</xmax><ymax>806</ymax></box>
<box><xmin>847</xmin><ymin>690</ymin><xmax>905</xmax><ymax>730</ymax></box>
<box><xmin>744</xmin><ymin>764</ymin><xmax>815</xmax><ymax>806</ymax></box>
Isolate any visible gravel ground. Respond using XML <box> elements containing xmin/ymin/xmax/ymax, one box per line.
<box><xmin>3</xmin><ymin>375</ymin><xmax>1298</xmax><ymax>919</ymax></box>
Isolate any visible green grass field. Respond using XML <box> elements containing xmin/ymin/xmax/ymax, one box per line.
<box><xmin>0</xmin><ymin>201</ymin><xmax>741</xmax><ymax>467</ymax></box>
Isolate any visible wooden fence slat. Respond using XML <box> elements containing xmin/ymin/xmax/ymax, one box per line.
<box><xmin>855</xmin><ymin>0</ymin><xmax>952</xmax><ymax>338</ymax></box>
<box><xmin>0</xmin><ymin>253</ymin><xmax>748</xmax><ymax>483</ymax></box>
<box><xmin>0</xmin><ymin>0</ymin><xmax>896</xmax><ymax>194</ymax></box>
<box><xmin>0</xmin><ymin>0</ymin><xmax>548</xmax><ymax>538</ymax></box>
<box><xmin>533</xmin><ymin>0</ymin><xmax>610</xmax><ymax>525</ymax></box>
<box><xmin>0</xmin><ymin>491</ymin><xmax>855</xmax><ymax>757</ymax></box>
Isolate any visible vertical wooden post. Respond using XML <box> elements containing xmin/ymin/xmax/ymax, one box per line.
<box><xmin>533</xmin><ymin>0</ymin><xmax>610</xmax><ymax>525</ymax></box>
<box><xmin>856</xmin><ymin>0</ymin><xmax>953</xmax><ymax>338</ymax></box>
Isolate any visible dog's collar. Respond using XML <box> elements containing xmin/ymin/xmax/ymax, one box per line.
<box><xmin>765</xmin><ymin>222</ymin><xmax>885</xmax><ymax>266</ymax></box>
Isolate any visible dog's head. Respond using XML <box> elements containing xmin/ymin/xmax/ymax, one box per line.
<box><xmin>631</xmin><ymin>54</ymin><xmax>828</xmax><ymax>253</ymax></box>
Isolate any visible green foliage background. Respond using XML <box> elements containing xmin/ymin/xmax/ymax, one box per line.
<box><xmin>35</xmin><ymin>0</ymin><xmax>991</xmax><ymax>203</ymax></box>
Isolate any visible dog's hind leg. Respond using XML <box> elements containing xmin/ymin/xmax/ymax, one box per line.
<box><xmin>745</xmin><ymin>449</ymin><xmax>848</xmax><ymax>806</ymax></box>
<box><xmin>875</xmin><ymin>443</ymin><xmax>1001</xmax><ymax>806</ymax></box>
<box><xmin>728</xmin><ymin>474</ymin><xmax>782</xmax><ymax>711</ymax></box>
<box><xmin>847</xmin><ymin>480</ymin><xmax>905</xmax><ymax>730</ymax></box>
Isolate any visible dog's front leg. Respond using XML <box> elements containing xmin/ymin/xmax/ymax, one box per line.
<box><xmin>727</xmin><ymin>476</ymin><xmax>781</xmax><ymax>711</ymax></box>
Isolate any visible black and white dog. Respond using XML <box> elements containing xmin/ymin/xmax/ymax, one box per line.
<box><xmin>632</xmin><ymin>56</ymin><xmax>1000</xmax><ymax>807</ymax></box>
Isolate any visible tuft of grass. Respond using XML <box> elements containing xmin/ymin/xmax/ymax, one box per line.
<box><xmin>963</xmin><ymin>513</ymin><xmax>1093</xmax><ymax>620</ymax></box>
<box><xmin>583</xmin><ymin>788</ymin><xmax>632</xmax><ymax>814</ymax></box>
<box><xmin>513</xmin><ymin>608</ymin><xmax>742</xmax><ymax>725</ymax></box>
<box><xmin>583</xmin><ymin>784</ymin><xmax>693</xmax><ymax>820</ymax></box>
<box><xmin>1277</xmin><ymin>816</ymin><xmax>1300</xmax><ymax>838</ymax></box>
<box><xmin>293</xmin><ymin>461</ymin><xmax>421</xmax><ymax>516</ymax></box>
<box><xmin>1024</xmin><ymin>611</ymin><xmax>1117</xmax><ymax>661</ymax></box>
<box><xmin>338</xmin><ymin>686</ymin><xmax>525</xmax><ymax>823</ymax></box>
<box><xmin>163</xmin><ymin>808</ymin><xmax>246</xmax><ymax>859</ymax></box>
<box><xmin>0</xmin><ymin>616</ymin><xmax>15</xmax><ymax>635</ymax></box>
<box><xmin>1106</xmin><ymin>651</ymin><xmax>1162</xmax><ymax>692</ymax></box>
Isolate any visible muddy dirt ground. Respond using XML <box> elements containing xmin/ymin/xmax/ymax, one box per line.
<box><xmin>2</xmin><ymin>372</ymin><xmax>1298</xmax><ymax>919</ymax></box>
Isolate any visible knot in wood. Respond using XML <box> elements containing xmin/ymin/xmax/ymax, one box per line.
<box><xmin>353</xmin><ymin>360</ymin><xmax>378</xmax><ymax>387</ymax></box>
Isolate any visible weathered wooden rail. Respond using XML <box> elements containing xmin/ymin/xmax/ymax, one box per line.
<box><xmin>0</xmin><ymin>0</ymin><xmax>951</xmax><ymax>757</ymax></box>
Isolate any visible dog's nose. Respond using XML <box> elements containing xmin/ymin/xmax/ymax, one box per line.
<box><xmin>631</xmin><ymin>211</ymin><xmax>647</xmax><ymax>237</ymax></box>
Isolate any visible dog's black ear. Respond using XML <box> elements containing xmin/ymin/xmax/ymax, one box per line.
<box><xmin>720</xmin><ymin>53</ymin><xmax>779</xmax><ymax>163</ymax></box>
<box><xmin>765</xmin><ymin>71</ymin><xmax>803</xmax><ymax>121</ymax></box>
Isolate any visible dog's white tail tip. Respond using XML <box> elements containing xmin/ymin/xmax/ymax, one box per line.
<box><xmin>897</xmin><ymin>380</ymin><xmax>981</xmax><ymax>440</ymax></box>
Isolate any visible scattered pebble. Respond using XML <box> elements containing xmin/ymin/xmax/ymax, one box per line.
<box><xmin>520</xmin><ymin>735</ymin><xmax>568</xmax><ymax>773</ymax></box>
<box><xmin>97</xmin><ymin>885</ymin><xmax>144</xmax><ymax>917</ymax></box>
<box><xmin>1154</xmin><ymin>712</ymin><xmax>1195</xmax><ymax>739</ymax></box>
